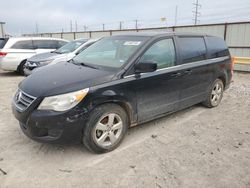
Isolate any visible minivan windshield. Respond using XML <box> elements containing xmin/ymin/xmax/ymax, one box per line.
<box><xmin>73</xmin><ymin>36</ymin><xmax>149</xmax><ymax>70</ymax></box>
<box><xmin>54</xmin><ymin>39</ymin><xmax>87</xmax><ymax>54</ymax></box>
<box><xmin>0</xmin><ymin>38</ymin><xmax>8</xmax><ymax>49</ymax></box>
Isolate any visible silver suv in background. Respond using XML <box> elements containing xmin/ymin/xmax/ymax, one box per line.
<box><xmin>24</xmin><ymin>38</ymin><xmax>100</xmax><ymax>76</ymax></box>
<box><xmin>0</xmin><ymin>37</ymin><xmax>68</xmax><ymax>74</ymax></box>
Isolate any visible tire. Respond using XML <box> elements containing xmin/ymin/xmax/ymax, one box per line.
<box><xmin>202</xmin><ymin>79</ymin><xmax>224</xmax><ymax>108</ymax></box>
<box><xmin>83</xmin><ymin>104</ymin><xmax>129</xmax><ymax>153</ymax></box>
<box><xmin>17</xmin><ymin>60</ymin><xmax>27</xmax><ymax>76</ymax></box>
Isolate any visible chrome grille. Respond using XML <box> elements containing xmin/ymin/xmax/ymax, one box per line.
<box><xmin>13</xmin><ymin>90</ymin><xmax>36</xmax><ymax>112</ymax></box>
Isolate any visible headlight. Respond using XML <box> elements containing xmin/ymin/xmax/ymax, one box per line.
<box><xmin>38</xmin><ymin>88</ymin><xmax>89</xmax><ymax>111</ymax></box>
<box><xmin>39</xmin><ymin>60</ymin><xmax>53</xmax><ymax>66</ymax></box>
<box><xmin>26</xmin><ymin>61</ymin><xmax>38</xmax><ymax>68</ymax></box>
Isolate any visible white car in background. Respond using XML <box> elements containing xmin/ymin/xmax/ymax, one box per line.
<box><xmin>0</xmin><ymin>37</ymin><xmax>68</xmax><ymax>74</ymax></box>
<box><xmin>24</xmin><ymin>38</ymin><xmax>100</xmax><ymax>76</ymax></box>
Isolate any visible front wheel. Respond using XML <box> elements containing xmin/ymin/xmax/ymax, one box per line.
<box><xmin>17</xmin><ymin>60</ymin><xmax>27</xmax><ymax>76</ymax></box>
<box><xmin>83</xmin><ymin>104</ymin><xmax>128</xmax><ymax>153</ymax></box>
<box><xmin>203</xmin><ymin>79</ymin><xmax>224</xmax><ymax>108</ymax></box>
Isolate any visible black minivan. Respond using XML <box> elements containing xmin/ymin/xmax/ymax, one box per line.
<box><xmin>12</xmin><ymin>33</ymin><xmax>233</xmax><ymax>153</ymax></box>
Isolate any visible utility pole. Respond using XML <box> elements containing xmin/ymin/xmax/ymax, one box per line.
<box><xmin>102</xmin><ymin>24</ymin><xmax>105</xmax><ymax>31</ymax></box>
<box><xmin>75</xmin><ymin>21</ymin><xmax>78</xmax><ymax>32</ymax></box>
<box><xmin>84</xmin><ymin>25</ymin><xmax>87</xmax><ymax>31</ymax></box>
<box><xmin>35</xmin><ymin>22</ymin><xmax>39</xmax><ymax>34</ymax></box>
<box><xmin>135</xmin><ymin>20</ymin><xmax>138</xmax><ymax>30</ymax></box>
<box><xmin>192</xmin><ymin>0</ymin><xmax>201</xmax><ymax>25</ymax></box>
<box><xmin>174</xmin><ymin>5</ymin><xmax>178</xmax><ymax>26</ymax></box>
<box><xmin>70</xmin><ymin>20</ymin><xmax>73</xmax><ymax>32</ymax></box>
<box><xmin>119</xmin><ymin>21</ymin><xmax>123</xmax><ymax>30</ymax></box>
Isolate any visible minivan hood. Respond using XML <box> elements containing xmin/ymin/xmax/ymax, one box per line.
<box><xmin>19</xmin><ymin>62</ymin><xmax>115</xmax><ymax>97</ymax></box>
<box><xmin>28</xmin><ymin>52</ymin><xmax>66</xmax><ymax>62</ymax></box>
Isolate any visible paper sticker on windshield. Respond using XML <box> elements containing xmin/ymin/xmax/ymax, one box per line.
<box><xmin>124</xmin><ymin>41</ymin><xmax>141</xmax><ymax>46</ymax></box>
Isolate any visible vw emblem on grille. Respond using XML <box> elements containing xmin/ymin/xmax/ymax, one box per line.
<box><xmin>15</xmin><ymin>91</ymin><xmax>22</xmax><ymax>103</ymax></box>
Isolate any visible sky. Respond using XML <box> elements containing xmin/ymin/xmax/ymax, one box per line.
<box><xmin>0</xmin><ymin>0</ymin><xmax>249</xmax><ymax>36</ymax></box>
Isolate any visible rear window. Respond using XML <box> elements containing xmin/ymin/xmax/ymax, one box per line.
<box><xmin>206</xmin><ymin>36</ymin><xmax>229</xmax><ymax>58</ymax></box>
<box><xmin>178</xmin><ymin>37</ymin><xmax>207</xmax><ymax>64</ymax></box>
<box><xmin>11</xmin><ymin>40</ymin><xmax>34</xmax><ymax>49</ymax></box>
<box><xmin>0</xmin><ymin>38</ymin><xmax>8</xmax><ymax>49</ymax></box>
<box><xmin>33</xmin><ymin>40</ymin><xmax>59</xmax><ymax>49</ymax></box>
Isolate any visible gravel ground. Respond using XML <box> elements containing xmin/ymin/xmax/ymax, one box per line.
<box><xmin>0</xmin><ymin>70</ymin><xmax>249</xmax><ymax>188</ymax></box>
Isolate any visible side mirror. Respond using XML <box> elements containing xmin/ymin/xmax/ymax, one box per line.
<box><xmin>135</xmin><ymin>61</ymin><xmax>157</xmax><ymax>74</ymax></box>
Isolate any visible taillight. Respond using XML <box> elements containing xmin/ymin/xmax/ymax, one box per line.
<box><xmin>0</xmin><ymin>52</ymin><xmax>7</xmax><ymax>57</ymax></box>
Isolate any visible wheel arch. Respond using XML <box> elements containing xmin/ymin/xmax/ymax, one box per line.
<box><xmin>217</xmin><ymin>75</ymin><xmax>226</xmax><ymax>88</ymax></box>
<box><xmin>214</xmin><ymin>69</ymin><xmax>227</xmax><ymax>88</ymax></box>
<box><xmin>90</xmin><ymin>99</ymin><xmax>135</xmax><ymax>127</ymax></box>
<box><xmin>17</xmin><ymin>59</ymin><xmax>27</xmax><ymax>73</ymax></box>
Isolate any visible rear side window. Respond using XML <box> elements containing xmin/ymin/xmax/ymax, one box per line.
<box><xmin>11</xmin><ymin>40</ymin><xmax>34</xmax><ymax>49</ymax></box>
<box><xmin>206</xmin><ymin>36</ymin><xmax>229</xmax><ymax>58</ymax></box>
<box><xmin>141</xmin><ymin>38</ymin><xmax>176</xmax><ymax>69</ymax></box>
<box><xmin>178</xmin><ymin>37</ymin><xmax>206</xmax><ymax>64</ymax></box>
<box><xmin>33</xmin><ymin>40</ymin><xmax>58</xmax><ymax>49</ymax></box>
<box><xmin>0</xmin><ymin>38</ymin><xmax>8</xmax><ymax>48</ymax></box>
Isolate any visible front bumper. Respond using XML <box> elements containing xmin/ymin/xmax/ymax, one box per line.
<box><xmin>23</xmin><ymin>64</ymin><xmax>39</xmax><ymax>76</ymax></box>
<box><xmin>23</xmin><ymin>67</ymin><xmax>34</xmax><ymax>76</ymax></box>
<box><xmin>12</xmin><ymin>103</ymin><xmax>89</xmax><ymax>144</ymax></box>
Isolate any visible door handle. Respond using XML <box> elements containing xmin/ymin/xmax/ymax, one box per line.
<box><xmin>171</xmin><ymin>72</ymin><xmax>182</xmax><ymax>77</ymax></box>
<box><xmin>184</xmin><ymin>70</ymin><xmax>192</xmax><ymax>75</ymax></box>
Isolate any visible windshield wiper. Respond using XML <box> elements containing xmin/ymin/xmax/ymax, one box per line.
<box><xmin>79</xmin><ymin>62</ymin><xmax>99</xmax><ymax>69</ymax></box>
<box><xmin>70</xmin><ymin>59</ymin><xmax>99</xmax><ymax>69</ymax></box>
<box><xmin>53</xmin><ymin>51</ymin><xmax>62</xmax><ymax>54</ymax></box>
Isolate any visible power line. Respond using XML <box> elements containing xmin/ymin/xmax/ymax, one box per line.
<box><xmin>30</xmin><ymin>11</ymin><xmax>249</xmax><ymax>34</ymax></box>
<box><xmin>192</xmin><ymin>0</ymin><xmax>201</xmax><ymax>25</ymax></box>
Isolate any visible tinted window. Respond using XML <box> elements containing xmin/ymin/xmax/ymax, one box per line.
<box><xmin>11</xmin><ymin>40</ymin><xmax>34</xmax><ymax>49</ymax></box>
<box><xmin>178</xmin><ymin>37</ymin><xmax>206</xmax><ymax>64</ymax></box>
<box><xmin>0</xmin><ymin>38</ymin><xmax>8</xmax><ymax>49</ymax></box>
<box><xmin>33</xmin><ymin>40</ymin><xmax>58</xmax><ymax>49</ymax></box>
<box><xmin>206</xmin><ymin>36</ymin><xmax>229</xmax><ymax>58</ymax></box>
<box><xmin>141</xmin><ymin>38</ymin><xmax>176</xmax><ymax>69</ymax></box>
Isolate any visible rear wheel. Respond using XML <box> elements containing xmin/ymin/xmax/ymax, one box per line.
<box><xmin>203</xmin><ymin>79</ymin><xmax>224</xmax><ymax>108</ymax></box>
<box><xmin>83</xmin><ymin>104</ymin><xmax>128</xmax><ymax>153</ymax></box>
<box><xmin>17</xmin><ymin>60</ymin><xmax>27</xmax><ymax>76</ymax></box>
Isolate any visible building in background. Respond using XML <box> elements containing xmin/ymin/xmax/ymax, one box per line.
<box><xmin>0</xmin><ymin>22</ymin><xmax>5</xmax><ymax>38</ymax></box>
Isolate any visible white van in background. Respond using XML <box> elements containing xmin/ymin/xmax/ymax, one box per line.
<box><xmin>0</xmin><ymin>37</ymin><xmax>68</xmax><ymax>74</ymax></box>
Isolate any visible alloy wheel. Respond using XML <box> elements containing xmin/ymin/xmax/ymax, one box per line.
<box><xmin>92</xmin><ymin>113</ymin><xmax>123</xmax><ymax>148</ymax></box>
<box><xmin>211</xmin><ymin>82</ymin><xmax>223</xmax><ymax>106</ymax></box>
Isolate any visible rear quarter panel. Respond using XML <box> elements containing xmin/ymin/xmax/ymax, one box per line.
<box><xmin>0</xmin><ymin>49</ymin><xmax>35</xmax><ymax>71</ymax></box>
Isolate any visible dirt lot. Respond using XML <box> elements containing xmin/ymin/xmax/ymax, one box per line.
<box><xmin>0</xmin><ymin>70</ymin><xmax>249</xmax><ymax>188</ymax></box>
